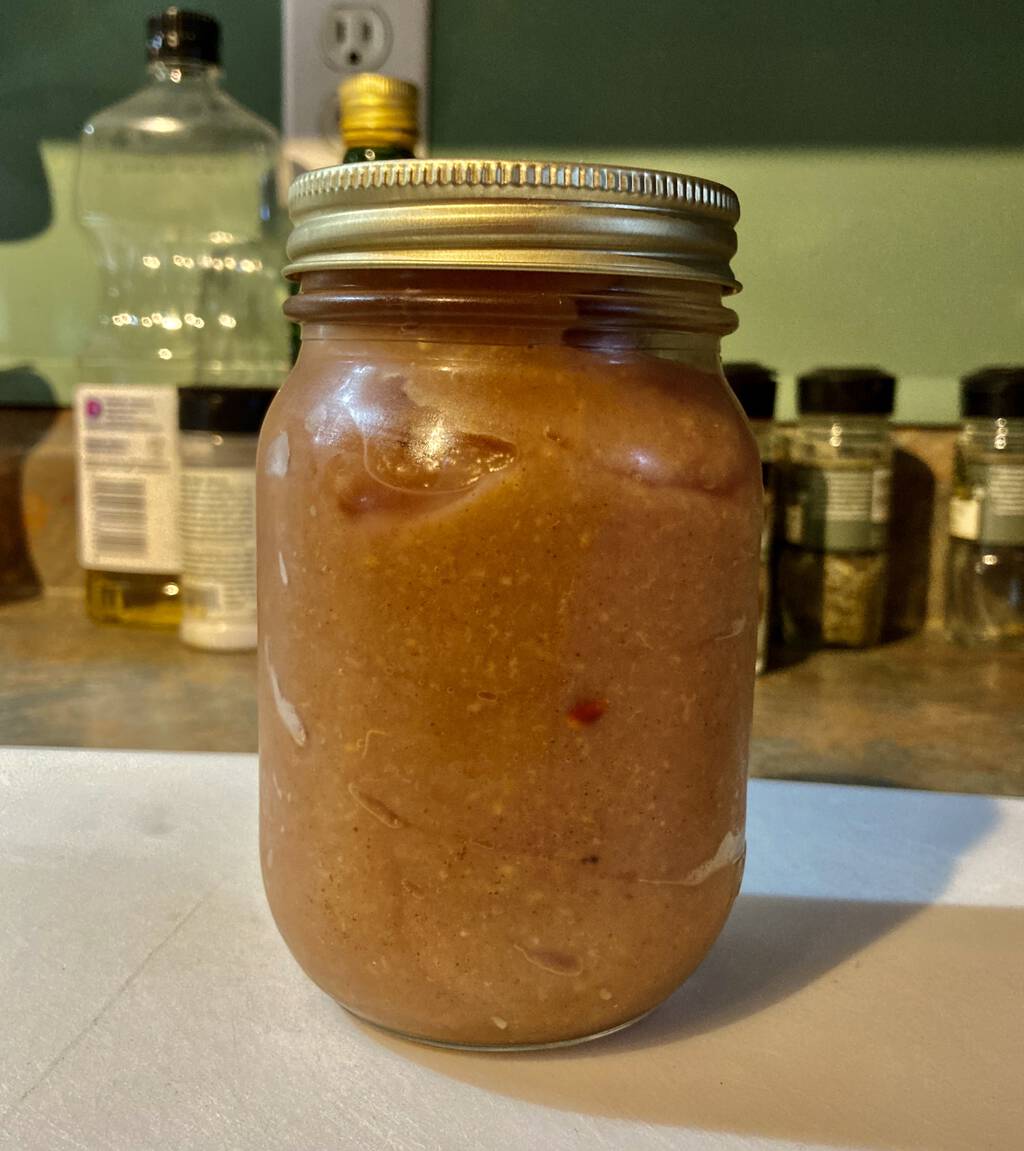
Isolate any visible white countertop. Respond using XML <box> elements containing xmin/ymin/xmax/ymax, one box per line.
<box><xmin>0</xmin><ymin>747</ymin><xmax>1021</xmax><ymax>1151</ymax></box>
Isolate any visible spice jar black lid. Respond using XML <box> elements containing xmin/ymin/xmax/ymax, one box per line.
<box><xmin>178</xmin><ymin>387</ymin><xmax>277</xmax><ymax>434</ymax></box>
<box><xmin>961</xmin><ymin>367</ymin><xmax>1024</xmax><ymax>419</ymax></box>
<box><xmin>724</xmin><ymin>362</ymin><xmax>777</xmax><ymax>420</ymax></box>
<box><xmin>797</xmin><ymin>368</ymin><xmax>896</xmax><ymax>416</ymax></box>
<box><xmin>147</xmin><ymin>8</ymin><xmax>221</xmax><ymax>66</ymax></box>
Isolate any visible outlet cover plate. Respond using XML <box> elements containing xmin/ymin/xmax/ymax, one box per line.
<box><xmin>282</xmin><ymin>0</ymin><xmax>431</xmax><ymax>146</ymax></box>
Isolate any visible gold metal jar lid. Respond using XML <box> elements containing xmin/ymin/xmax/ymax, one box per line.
<box><xmin>285</xmin><ymin>159</ymin><xmax>741</xmax><ymax>289</ymax></box>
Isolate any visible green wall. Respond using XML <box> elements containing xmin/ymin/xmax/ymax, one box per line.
<box><xmin>2</xmin><ymin>1</ymin><xmax>1023</xmax><ymax>420</ymax></box>
<box><xmin>0</xmin><ymin>0</ymin><xmax>281</xmax><ymax>242</ymax></box>
<box><xmin>432</xmin><ymin>0</ymin><xmax>1024</xmax><ymax>151</ymax></box>
<box><xmin>5</xmin><ymin>0</ymin><xmax>1021</xmax><ymax>168</ymax></box>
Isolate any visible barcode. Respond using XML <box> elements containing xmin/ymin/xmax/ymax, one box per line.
<box><xmin>84</xmin><ymin>436</ymin><xmax>130</xmax><ymax>457</ymax></box>
<box><xmin>91</xmin><ymin>479</ymin><xmax>147</xmax><ymax>556</ymax></box>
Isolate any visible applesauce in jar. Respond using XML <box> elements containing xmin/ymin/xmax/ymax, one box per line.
<box><xmin>259</xmin><ymin>160</ymin><xmax>760</xmax><ymax>1049</ymax></box>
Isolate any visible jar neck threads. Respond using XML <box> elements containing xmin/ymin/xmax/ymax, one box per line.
<box><xmin>286</xmin><ymin>270</ymin><xmax>736</xmax><ymax>351</ymax></box>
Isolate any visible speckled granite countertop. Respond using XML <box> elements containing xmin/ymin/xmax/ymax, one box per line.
<box><xmin>0</xmin><ymin>595</ymin><xmax>256</xmax><ymax>754</ymax></box>
<box><xmin>752</xmin><ymin>636</ymin><xmax>1024</xmax><ymax>795</ymax></box>
<box><xmin>1</xmin><ymin>594</ymin><xmax>1021</xmax><ymax>795</ymax></box>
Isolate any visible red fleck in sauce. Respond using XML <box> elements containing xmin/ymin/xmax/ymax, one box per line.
<box><xmin>567</xmin><ymin>698</ymin><xmax>608</xmax><ymax>727</ymax></box>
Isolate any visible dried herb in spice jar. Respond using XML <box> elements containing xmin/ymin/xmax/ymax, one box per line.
<box><xmin>778</xmin><ymin>367</ymin><xmax>896</xmax><ymax>649</ymax></box>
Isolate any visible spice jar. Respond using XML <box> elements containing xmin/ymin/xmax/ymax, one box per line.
<box><xmin>178</xmin><ymin>386</ymin><xmax>276</xmax><ymax>651</ymax></box>
<box><xmin>259</xmin><ymin>160</ymin><xmax>761</xmax><ymax>1050</ymax></box>
<box><xmin>778</xmin><ymin>368</ymin><xmax>896</xmax><ymax>649</ymax></box>
<box><xmin>725</xmin><ymin>362</ymin><xmax>777</xmax><ymax>673</ymax></box>
<box><xmin>945</xmin><ymin>367</ymin><xmax>1024</xmax><ymax>648</ymax></box>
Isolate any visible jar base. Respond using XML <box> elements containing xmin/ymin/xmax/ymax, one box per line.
<box><xmin>337</xmin><ymin>1001</ymin><xmax>655</xmax><ymax>1053</ymax></box>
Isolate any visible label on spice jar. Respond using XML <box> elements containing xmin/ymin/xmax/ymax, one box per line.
<box><xmin>74</xmin><ymin>385</ymin><xmax>181</xmax><ymax>572</ymax></box>
<box><xmin>179</xmin><ymin>466</ymin><xmax>257</xmax><ymax>619</ymax></box>
<box><xmin>784</xmin><ymin>465</ymin><xmax>891</xmax><ymax>552</ymax></box>
<box><xmin>949</xmin><ymin>462</ymin><xmax>1024</xmax><ymax>546</ymax></box>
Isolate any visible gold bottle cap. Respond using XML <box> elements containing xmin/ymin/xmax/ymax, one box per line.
<box><xmin>339</xmin><ymin>73</ymin><xmax>419</xmax><ymax>152</ymax></box>
<box><xmin>286</xmin><ymin>159</ymin><xmax>741</xmax><ymax>289</ymax></box>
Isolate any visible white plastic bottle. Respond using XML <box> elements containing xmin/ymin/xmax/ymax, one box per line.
<box><xmin>177</xmin><ymin>387</ymin><xmax>276</xmax><ymax>651</ymax></box>
<box><xmin>75</xmin><ymin>7</ymin><xmax>288</xmax><ymax>627</ymax></box>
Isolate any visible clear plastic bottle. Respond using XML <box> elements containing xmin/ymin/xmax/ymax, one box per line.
<box><xmin>74</xmin><ymin>8</ymin><xmax>289</xmax><ymax>627</ymax></box>
<box><xmin>778</xmin><ymin>368</ymin><xmax>896</xmax><ymax>649</ymax></box>
<box><xmin>946</xmin><ymin>367</ymin><xmax>1024</xmax><ymax>648</ymax></box>
<box><xmin>724</xmin><ymin>362</ymin><xmax>777</xmax><ymax>674</ymax></box>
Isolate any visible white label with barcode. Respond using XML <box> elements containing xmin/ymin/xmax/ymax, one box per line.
<box><xmin>180</xmin><ymin>466</ymin><xmax>257</xmax><ymax>620</ymax></box>
<box><xmin>74</xmin><ymin>385</ymin><xmax>181</xmax><ymax>573</ymax></box>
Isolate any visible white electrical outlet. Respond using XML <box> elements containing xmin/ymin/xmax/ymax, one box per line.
<box><xmin>282</xmin><ymin>0</ymin><xmax>430</xmax><ymax>148</ymax></box>
<box><xmin>323</xmin><ymin>6</ymin><xmax>392</xmax><ymax>71</ymax></box>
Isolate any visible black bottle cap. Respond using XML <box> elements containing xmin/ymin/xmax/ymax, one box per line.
<box><xmin>178</xmin><ymin>387</ymin><xmax>277</xmax><ymax>434</ymax></box>
<box><xmin>147</xmin><ymin>8</ymin><xmax>221</xmax><ymax>65</ymax></box>
<box><xmin>797</xmin><ymin>367</ymin><xmax>896</xmax><ymax>417</ymax></box>
<box><xmin>961</xmin><ymin>367</ymin><xmax>1024</xmax><ymax>420</ymax></box>
<box><xmin>724</xmin><ymin>362</ymin><xmax>777</xmax><ymax>421</ymax></box>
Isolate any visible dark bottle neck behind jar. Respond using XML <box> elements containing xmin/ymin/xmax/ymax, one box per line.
<box><xmin>342</xmin><ymin>145</ymin><xmax>416</xmax><ymax>163</ymax></box>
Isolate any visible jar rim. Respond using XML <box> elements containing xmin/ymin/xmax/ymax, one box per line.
<box><xmin>285</xmin><ymin>158</ymin><xmax>741</xmax><ymax>291</ymax></box>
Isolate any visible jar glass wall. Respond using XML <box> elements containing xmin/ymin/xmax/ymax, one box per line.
<box><xmin>724</xmin><ymin>362</ymin><xmax>778</xmax><ymax>674</ymax></box>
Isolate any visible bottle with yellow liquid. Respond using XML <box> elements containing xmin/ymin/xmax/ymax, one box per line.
<box><xmin>75</xmin><ymin>8</ymin><xmax>287</xmax><ymax>626</ymax></box>
<box><xmin>286</xmin><ymin>73</ymin><xmax>420</xmax><ymax>365</ymax></box>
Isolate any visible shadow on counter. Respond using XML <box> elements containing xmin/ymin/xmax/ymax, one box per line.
<box><xmin>372</xmin><ymin>790</ymin><xmax>1014</xmax><ymax>1151</ymax></box>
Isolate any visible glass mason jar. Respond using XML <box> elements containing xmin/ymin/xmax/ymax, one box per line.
<box><xmin>778</xmin><ymin>369</ymin><xmax>896</xmax><ymax>649</ymax></box>
<box><xmin>724</xmin><ymin>362</ymin><xmax>778</xmax><ymax>674</ymax></box>
<box><xmin>258</xmin><ymin>160</ymin><xmax>761</xmax><ymax>1050</ymax></box>
<box><xmin>946</xmin><ymin>367</ymin><xmax>1024</xmax><ymax>648</ymax></box>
